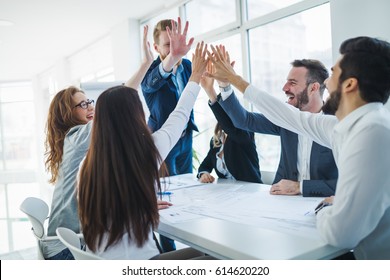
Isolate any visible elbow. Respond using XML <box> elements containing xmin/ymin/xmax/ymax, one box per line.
<box><xmin>317</xmin><ymin>214</ymin><xmax>360</xmax><ymax>249</ymax></box>
<box><xmin>320</xmin><ymin>232</ymin><xmax>358</xmax><ymax>249</ymax></box>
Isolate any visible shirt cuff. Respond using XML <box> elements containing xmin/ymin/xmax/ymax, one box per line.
<box><xmin>158</xmin><ymin>63</ymin><xmax>172</xmax><ymax>78</ymax></box>
<box><xmin>220</xmin><ymin>88</ymin><xmax>233</xmax><ymax>101</ymax></box>
<box><xmin>300</xmin><ymin>181</ymin><xmax>304</xmax><ymax>194</ymax></box>
<box><xmin>208</xmin><ymin>99</ymin><xmax>217</xmax><ymax>106</ymax></box>
<box><xmin>197</xmin><ymin>171</ymin><xmax>209</xmax><ymax>179</ymax></box>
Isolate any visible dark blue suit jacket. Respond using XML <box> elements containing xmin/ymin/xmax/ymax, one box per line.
<box><xmin>197</xmin><ymin>102</ymin><xmax>262</xmax><ymax>184</ymax></box>
<box><xmin>141</xmin><ymin>57</ymin><xmax>197</xmax><ymax>132</ymax></box>
<box><xmin>219</xmin><ymin>93</ymin><xmax>338</xmax><ymax>197</ymax></box>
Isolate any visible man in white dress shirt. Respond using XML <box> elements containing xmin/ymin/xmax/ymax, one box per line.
<box><xmin>207</xmin><ymin>36</ymin><xmax>390</xmax><ymax>260</ymax></box>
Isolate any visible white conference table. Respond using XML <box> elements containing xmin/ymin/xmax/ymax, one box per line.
<box><xmin>157</xmin><ymin>174</ymin><xmax>348</xmax><ymax>260</ymax></box>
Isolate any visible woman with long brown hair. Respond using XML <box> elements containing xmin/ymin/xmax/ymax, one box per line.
<box><xmin>44</xmin><ymin>86</ymin><xmax>95</xmax><ymax>260</ymax></box>
<box><xmin>43</xmin><ymin>25</ymin><xmax>155</xmax><ymax>260</ymax></box>
<box><xmin>77</xmin><ymin>26</ymin><xmax>210</xmax><ymax>259</ymax></box>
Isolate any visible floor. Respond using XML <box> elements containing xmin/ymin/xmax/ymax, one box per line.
<box><xmin>0</xmin><ymin>246</ymin><xmax>37</xmax><ymax>260</ymax></box>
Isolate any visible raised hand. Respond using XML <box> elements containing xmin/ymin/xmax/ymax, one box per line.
<box><xmin>124</xmin><ymin>25</ymin><xmax>154</xmax><ymax>88</ymax></box>
<box><xmin>142</xmin><ymin>25</ymin><xmax>154</xmax><ymax>67</ymax></box>
<box><xmin>166</xmin><ymin>17</ymin><xmax>195</xmax><ymax>61</ymax></box>
<box><xmin>200</xmin><ymin>60</ymin><xmax>218</xmax><ymax>102</ymax></box>
<box><xmin>189</xmin><ymin>41</ymin><xmax>208</xmax><ymax>84</ymax></box>
<box><xmin>206</xmin><ymin>44</ymin><xmax>236</xmax><ymax>84</ymax></box>
<box><xmin>214</xmin><ymin>45</ymin><xmax>235</xmax><ymax>88</ymax></box>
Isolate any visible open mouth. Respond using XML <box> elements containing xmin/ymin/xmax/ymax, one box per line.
<box><xmin>87</xmin><ymin>114</ymin><xmax>94</xmax><ymax>120</ymax></box>
<box><xmin>286</xmin><ymin>93</ymin><xmax>295</xmax><ymax>102</ymax></box>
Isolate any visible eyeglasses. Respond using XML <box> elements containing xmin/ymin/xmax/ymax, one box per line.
<box><xmin>74</xmin><ymin>99</ymin><xmax>94</xmax><ymax>109</ymax></box>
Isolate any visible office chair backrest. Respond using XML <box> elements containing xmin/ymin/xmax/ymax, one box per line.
<box><xmin>56</xmin><ymin>227</ymin><xmax>103</xmax><ymax>260</ymax></box>
<box><xmin>19</xmin><ymin>197</ymin><xmax>56</xmax><ymax>259</ymax></box>
<box><xmin>20</xmin><ymin>197</ymin><xmax>49</xmax><ymax>239</ymax></box>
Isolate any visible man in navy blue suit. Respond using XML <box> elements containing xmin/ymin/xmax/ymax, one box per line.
<box><xmin>141</xmin><ymin>18</ymin><xmax>196</xmax><ymax>252</ymax></box>
<box><xmin>218</xmin><ymin>58</ymin><xmax>338</xmax><ymax>197</ymax></box>
<box><xmin>141</xmin><ymin>18</ymin><xmax>197</xmax><ymax>176</ymax></box>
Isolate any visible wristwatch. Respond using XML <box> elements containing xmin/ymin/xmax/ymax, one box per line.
<box><xmin>219</xmin><ymin>84</ymin><xmax>232</xmax><ymax>93</ymax></box>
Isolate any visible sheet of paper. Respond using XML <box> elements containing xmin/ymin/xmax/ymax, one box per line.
<box><xmin>160</xmin><ymin>180</ymin><xmax>323</xmax><ymax>238</ymax></box>
<box><xmin>160</xmin><ymin>173</ymin><xmax>206</xmax><ymax>190</ymax></box>
<box><xmin>159</xmin><ymin>207</ymin><xmax>204</xmax><ymax>223</ymax></box>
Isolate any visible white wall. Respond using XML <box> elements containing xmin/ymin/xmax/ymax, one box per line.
<box><xmin>330</xmin><ymin>0</ymin><xmax>390</xmax><ymax>109</ymax></box>
<box><xmin>110</xmin><ymin>18</ymin><xmax>142</xmax><ymax>82</ymax></box>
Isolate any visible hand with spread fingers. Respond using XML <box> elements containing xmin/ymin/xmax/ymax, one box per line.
<box><xmin>166</xmin><ymin>17</ymin><xmax>195</xmax><ymax>61</ymax></box>
<box><xmin>200</xmin><ymin>60</ymin><xmax>218</xmax><ymax>102</ymax></box>
<box><xmin>124</xmin><ymin>24</ymin><xmax>154</xmax><ymax>88</ymax></box>
<box><xmin>189</xmin><ymin>41</ymin><xmax>209</xmax><ymax>84</ymax></box>
<box><xmin>142</xmin><ymin>25</ymin><xmax>154</xmax><ymax>66</ymax></box>
<box><xmin>206</xmin><ymin>44</ymin><xmax>237</xmax><ymax>84</ymax></box>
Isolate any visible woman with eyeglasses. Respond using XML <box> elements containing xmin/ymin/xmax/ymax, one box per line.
<box><xmin>43</xmin><ymin>85</ymin><xmax>95</xmax><ymax>260</ymax></box>
<box><xmin>43</xmin><ymin>26</ymin><xmax>158</xmax><ymax>260</ymax></box>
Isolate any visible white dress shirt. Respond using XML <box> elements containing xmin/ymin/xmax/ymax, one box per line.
<box><xmin>244</xmin><ymin>84</ymin><xmax>390</xmax><ymax>259</ymax></box>
<box><xmin>221</xmin><ymin>88</ymin><xmax>312</xmax><ymax>192</ymax></box>
<box><xmin>215</xmin><ymin>143</ymin><xmax>234</xmax><ymax>179</ymax></box>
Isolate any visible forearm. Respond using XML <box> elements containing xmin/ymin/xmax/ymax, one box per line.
<box><xmin>124</xmin><ymin>61</ymin><xmax>152</xmax><ymax>89</ymax></box>
<box><xmin>203</xmin><ymin>85</ymin><xmax>217</xmax><ymax>103</ymax></box>
<box><xmin>229</xmin><ymin>74</ymin><xmax>250</xmax><ymax>94</ymax></box>
<box><xmin>189</xmin><ymin>72</ymin><xmax>203</xmax><ymax>84</ymax></box>
<box><xmin>245</xmin><ymin>84</ymin><xmax>335</xmax><ymax>147</ymax></box>
<box><xmin>161</xmin><ymin>54</ymin><xmax>180</xmax><ymax>73</ymax></box>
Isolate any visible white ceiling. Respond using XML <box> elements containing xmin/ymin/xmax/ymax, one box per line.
<box><xmin>0</xmin><ymin>0</ymin><xmax>172</xmax><ymax>82</ymax></box>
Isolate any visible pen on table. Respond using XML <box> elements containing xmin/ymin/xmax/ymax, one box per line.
<box><xmin>304</xmin><ymin>210</ymin><xmax>312</xmax><ymax>216</ymax></box>
<box><xmin>157</xmin><ymin>191</ymin><xmax>173</xmax><ymax>195</ymax></box>
<box><xmin>314</xmin><ymin>201</ymin><xmax>331</xmax><ymax>215</ymax></box>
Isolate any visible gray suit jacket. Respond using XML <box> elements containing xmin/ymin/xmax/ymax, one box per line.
<box><xmin>219</xmin><ymin>92</ymin><xmax>338</xmax><ymax>197</ymax></box>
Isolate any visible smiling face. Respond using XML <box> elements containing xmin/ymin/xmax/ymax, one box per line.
<box><xmin>282</xmin><ymin>67</ymin><xmax>310</xmax><ymax>111</ymax></box>
<box><xmin>72</xmin><ymin>91</ymin><xmax>94</xmax><ymax>124</ymax></box>
<box><xmin>154</xmin><ymin>31</ymin><xmax>170</xmax><ymax>60</ymax></box>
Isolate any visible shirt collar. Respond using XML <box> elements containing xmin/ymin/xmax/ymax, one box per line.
<box><xmin>334</xmin><ymin>102</ymin><xmax>383</xmax><ymax>134</ymax></box>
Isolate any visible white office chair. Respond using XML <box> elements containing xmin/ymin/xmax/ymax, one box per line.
<box><xmin>19</xmin><ymin>197</ymin><xmax>60</xmax><ymax>260</ymax></box>
<box><xmin>56</xmin><ymin>227</ymin><xmax>103</xmax><ymax>260</ymax></box>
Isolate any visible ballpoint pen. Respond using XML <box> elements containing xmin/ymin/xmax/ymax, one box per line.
<box><xmin>314</xmin><ymin>201</ymin><xmax>331</xmax><ymax>215</ymax></box>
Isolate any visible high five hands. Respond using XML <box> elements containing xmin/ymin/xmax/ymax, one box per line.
<box><xmin>189</xmin><ymin>42</ymin><xmax>236</xmax><ymax>87</ymax></box>
<box><xmin>205</xmin><ymin>44</ymin><xmax>236</xmax><ymax>84</ymax></box>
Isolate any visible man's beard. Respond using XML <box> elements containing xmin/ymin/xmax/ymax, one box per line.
<box><xmin>296</xmin><ymin>87</ymin><xmax>309</xmax><ymax>110</ymax></box>
<box><xmin>322</xmin><ymin>86</ymin><xmax>342</xmax><ymax>115</ymax></box>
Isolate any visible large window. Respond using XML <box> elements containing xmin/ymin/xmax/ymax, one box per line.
<box><xmin>0</xmin><ymin>82</ymin><xmax>41</xmax><ymax>253</ymax></box>
<box><xmin>246</xmin><ymin>0</ymin><xmax>304</xmax><ymax>19</ymax></box>
<box><xmin>0</xmin><ymin>82</ymin><xmax>37</xmax><ymax>171</ymax></box>
<box><xmin>141</xmin><ymin>0</ymin><xmax>332</xmax><ymax>173</ymax></box>
<box><xmin>248</xmin><ymin>3</ymin><xmax>332</xmax><ymax>171</ymax></box>
<box><xmin>249</xmin><ymin>4</ymin><xmax>332</xmax><ymax>98</ymax></box>
<box><xmin>185</xmin><ymin>0</ymin><xmax>237</xmax><ymax>37</ymax></box>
